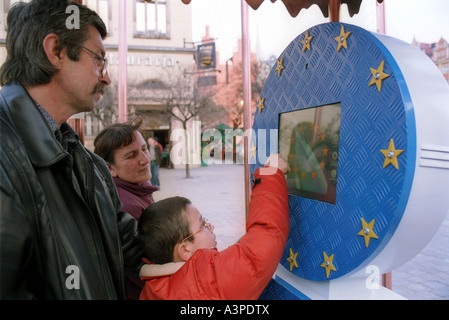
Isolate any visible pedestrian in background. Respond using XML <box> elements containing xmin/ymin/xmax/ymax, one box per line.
<box><xmin>148</xmin><ymin>137</ymin><xmax>162</xmax><ymax>189</ymax></box>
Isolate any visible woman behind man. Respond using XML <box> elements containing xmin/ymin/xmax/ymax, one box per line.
<box><xmin>94</xmin><ymin>117</ymin><xmax>158</xmax><ymax>299</ymax></box>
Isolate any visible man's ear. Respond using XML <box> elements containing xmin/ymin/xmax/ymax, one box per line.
<box><xmin>175</xmin><ymin>241</ymin><xmax>193</xmax><ymax>262</ymax></box>
<box><xmin>42</xmin><ymin>33</ymin><xmax>63</xmax><ymax>68</ymax></box>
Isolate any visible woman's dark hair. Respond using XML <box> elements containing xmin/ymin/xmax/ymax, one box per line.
<box><xmin>138</xmin><ymin>197</ymin><xmax>193</xmax><ymax>264</ymax></box>
<box><xmin>94</xmin><ymin>117</ymin><xmax>143</xmax><ymax>164</ymax></box>
<box><xmin>0</xmin><ymin>0</ymin><xmax>107</xmax><ymax>86</ymax></box>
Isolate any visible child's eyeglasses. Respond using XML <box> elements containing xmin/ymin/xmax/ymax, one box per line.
<box><xmin>81</xmin><ymin>45</ymin><xmax>108</xmax><ymax>77</ymax></box>
<box><xmin>182</xmin><ymin>217</ymin><xmax>212</xmax><ymax>242</ymax></box>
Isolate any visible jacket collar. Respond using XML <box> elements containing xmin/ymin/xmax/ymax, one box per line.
<box><xmin>1</xmin><ymin>82</ymin><xmax>71</xmax><ymax>167</ymax></box>
<box><xmin>113</xmin><ymin>177</ymin><xmax>159</xmax><ymax>196</ymax></box>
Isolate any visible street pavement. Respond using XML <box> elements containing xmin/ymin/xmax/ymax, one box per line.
<box><xmin>393</xmin><ymin>213</ymin><xmax>449</xmax><ymax>299</ymax></box>
<box><xmin>152</xmin><ymin>163</ymin><xmax>449</xmax><ymax>300</ymax></box>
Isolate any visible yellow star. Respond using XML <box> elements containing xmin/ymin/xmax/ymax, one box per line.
<box><xmin>257</xmin><ymin>97</ymin><xmax>265</xmax><ymax>114</ymax></box>
<box><xmin>369</xmin><ymin>60</ymin><xmax>390</xmax><ymax>91</ymax></box>
<box><xmin>286</xmin><ymin>248</ymin><xmax>298</xmax><ymax>271</ymax></box>
<box><xmin>380</xmin><ymin>138</ymin><xmax>404</xmax><ymax>169</ymax></box>
<box><xmin>320</xmin><ymin>252</ymin><xmax>336</xmax><ymax>278</ymax></box>
<box><xmin>275</xmin><ymin>57</ymin><xmax>285</xmax><ymax>76</ymax></box>
<box><xmin>320</xmin><ymin>132</ymin><xmax>326</xmax><ymax>141</ymax></box>
<box><xmin>250</xmin><ymin>142</ymin><xmax>257</xmax><ymax>159</ymax></box>
<box><xmin>357</xmin><ymin>218</ymin><xmax>379</xmax><ymax>247</ymax></box>
<box><xmin>301</xmin><ymin>30</ymin><xmax>313</xmax><ymax>52</ymax></box>
<box><xmin>334</xmin><ymin>25</ymin><xmax>351</xmax><ymax>52</ymax></box>
<box><xmin>319</xmin><ymin>160</ymin><xmax>325</xmax><ymax>169</ymax></box>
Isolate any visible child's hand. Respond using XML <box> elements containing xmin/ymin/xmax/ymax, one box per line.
<box><xmin>139</xmin><ymin>262</ymin><xmax>185</xmax><ymax>277</ymax></box>
<box><xmin>265</xmin><ymin>154</ymin><xmax>290</xmax><ymax>174</ymax></box>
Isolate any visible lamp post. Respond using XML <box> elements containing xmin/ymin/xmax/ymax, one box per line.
<box><xmin>241</xmin><ymin>0</ymin><xmax>252</xmax><ymax>217</ymax></box>
<box><xmin>226</xmin><ymin>57</ymin><xmax>233</xmax><ymax>86</ymax></box>
<box><xmin>375</xmin><ymin>0</ymin><xmax>392</xmax><ymax>290</ymax></box>
<box><xmin>118</xmin><ymin>0</ymin><xmax>128</xmax><ymax>123</ymax></box>
<box><xmin>69</xmin><ymin>0</ymin><xmax>85</xmax><ymax>144</ymax></box>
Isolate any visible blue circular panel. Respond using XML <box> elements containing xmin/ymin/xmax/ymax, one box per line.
<box><xmin>250</xmin><ymin>23</ymin><xmax>415</xmax><ymax>281</ymax></box>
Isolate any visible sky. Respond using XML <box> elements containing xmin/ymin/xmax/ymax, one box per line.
<box><xmin>191</xmin><ymin>0</ymin><xmax>449</xmax><ymax>64</ymax></box>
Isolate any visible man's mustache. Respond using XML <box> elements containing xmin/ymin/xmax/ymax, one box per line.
<box><xmin>93</xmin><ymin>83</ymin><xmax>105</xmax><ymax>95</ymax></box>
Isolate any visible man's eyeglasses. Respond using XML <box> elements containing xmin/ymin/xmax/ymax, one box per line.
<box><xmin>182</xmin><ymin>217</ymin><xmax>213</xmax><ymax>242</ymax></box>
<box><xmin>81</xmin><ymin>45</ymin><xmax>108</xmax><ymax>77</ymax></box>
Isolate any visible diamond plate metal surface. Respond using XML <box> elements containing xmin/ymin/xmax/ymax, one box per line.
<box><xmin>250</xmin><ymin>22</ymin><xmax>415</xmax><ymax>281</ymax></box>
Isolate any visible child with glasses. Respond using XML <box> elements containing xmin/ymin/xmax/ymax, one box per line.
<box><xmin>138</xmin><ymin>154</ymin><xmax>290</xmax><ymax>300</ymax></box>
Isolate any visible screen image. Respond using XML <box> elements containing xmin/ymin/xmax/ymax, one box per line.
<box><xmin>278</xmin><ymin>103</ymin><xmax>341</xmax><ymax>204</ymax></box>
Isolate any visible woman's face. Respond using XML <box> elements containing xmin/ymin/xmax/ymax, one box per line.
<box><xmin>108</xmin><ymin>131</ymin><xmax>152</xmax><ymax>184</ymax></box>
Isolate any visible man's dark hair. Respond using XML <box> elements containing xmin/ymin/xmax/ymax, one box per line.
<box><xmin>138</xmin><ymin>197</ymin><xmax>193</xmax><ymax>264</ymax></box>
<box><xmin>0</xmin><ymin>0</ymin><xmax>107</xmax><ymax>86</ymax></box>
<box><xmin>94</xmin><ymin>117</ymin><xmax>143</xmax><ymax>164</ymax></box>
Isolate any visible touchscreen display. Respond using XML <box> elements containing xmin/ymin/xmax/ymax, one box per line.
<box><xmin>278</xmin><ymin>103</ymin><xmax>341</xmax><ymax>204</ymax></box>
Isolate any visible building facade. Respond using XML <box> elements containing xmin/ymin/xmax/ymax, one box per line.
<box><xmin>413</xmin><ymin>37</ymin><xmax>449</xmax><ymax>83</ymax></box>
<box><xmin>84</xmin><ymin>0</ymin><xmax>197</xmax><ymax>167</ymax></box>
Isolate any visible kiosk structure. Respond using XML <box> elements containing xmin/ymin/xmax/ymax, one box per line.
<box><xmin>250</xmin><ymin>22</ymin><xmax>449</xmax><ymax>299</ymax></box>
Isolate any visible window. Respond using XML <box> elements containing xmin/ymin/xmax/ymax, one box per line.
<box><xmin>135</xmin><ymin>0</ymin><xmax>169</xmax><ymax>39</ymax></box>
<box><xmin>85</xmin><ymin>0</ymin><xmax>111</xmax><ymax>34</ymax></box>
<box><xmin>3</xmin><ymin>0</ymin><xmax>30</xmax><ymax>30</ymax></box>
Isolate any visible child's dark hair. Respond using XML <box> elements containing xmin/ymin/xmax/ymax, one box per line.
<box><xmin>138</xmin><ymin>197</ymin><xmax>193</xmax><ymax>264</ymax></box>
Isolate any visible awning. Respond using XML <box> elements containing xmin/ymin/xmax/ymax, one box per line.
<box><xmin>179</xmin><ymin>0</ymin><xmax>384</xmax><ymax>18</ymax></box>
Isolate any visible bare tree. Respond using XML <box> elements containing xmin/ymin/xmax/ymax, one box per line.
<box><xmin>89</xmin><ymin>78</ymin><xmax>143</xmax><ymax>128</ymax></box>
<box><xmin>155</xmin><ymin>65</ymin><xmax>222</xmax><ymax>178</ymax></box>
<box><xmin>214</xmin><ymin>59</ymin><xmax>270</xmax><ymax>130</ymax></box>
<box><xmin>89</xmin><ymin>82</ymin><xmax>117</xmax><ymax>128</ymax></box>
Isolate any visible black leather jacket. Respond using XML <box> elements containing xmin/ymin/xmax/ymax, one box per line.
<box><xmin>0</xmin><ymin>82</ymin><xmax>142</xmax><ymax>299</ymax></box>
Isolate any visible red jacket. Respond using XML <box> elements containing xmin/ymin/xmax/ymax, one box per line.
<box><xmin>140</xmin><ymin>167</ymin><xmax>289</xmax><ymax>300</ymax></box>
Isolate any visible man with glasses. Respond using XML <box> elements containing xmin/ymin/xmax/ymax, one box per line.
<box><xmin>138</xmin><ymin>154</ymin><xmax>290</xmax><ymax>300</ymax></box>
<box><xmin>0</xmin><ymin>0</ymin><xmax>142</xmax><ymax>299</ymax></box>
